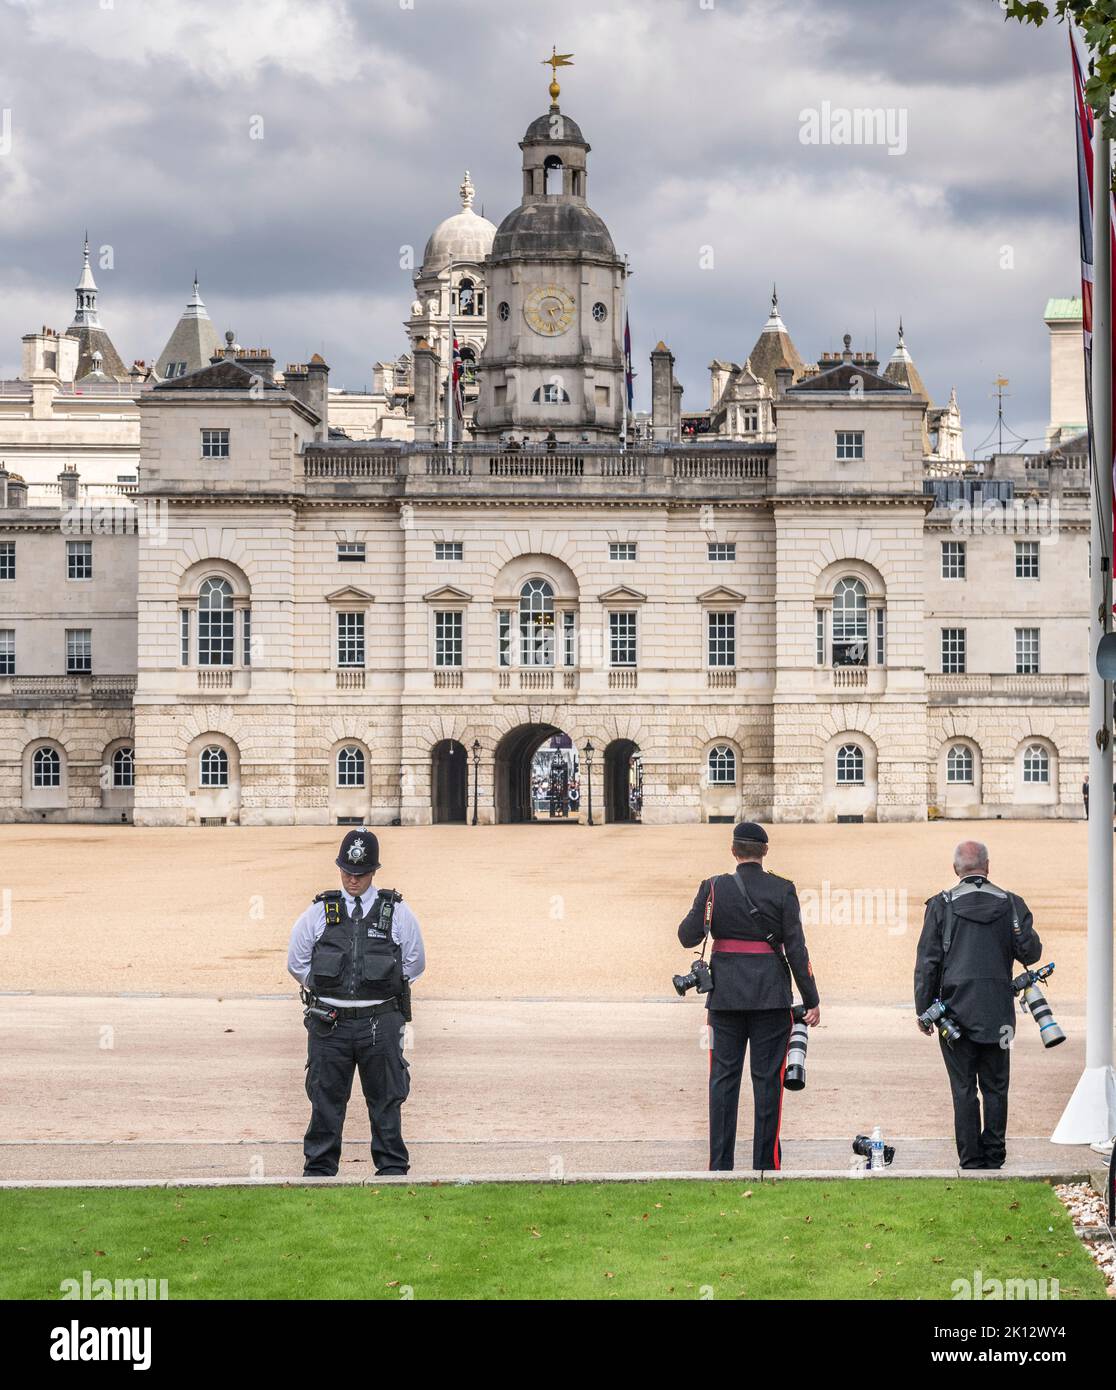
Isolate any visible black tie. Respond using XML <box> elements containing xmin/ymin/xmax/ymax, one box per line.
<box><xmin>351</xmin><ymin>895</ymin><xmax>363</xmax><ymax>922</ymax></box>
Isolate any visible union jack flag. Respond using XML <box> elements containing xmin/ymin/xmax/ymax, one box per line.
<box><xmin>452</xmin><ymin>336</ymin><xmax>464</xmax><ymax>420</ymax></box>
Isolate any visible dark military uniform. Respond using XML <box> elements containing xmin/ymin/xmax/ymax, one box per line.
<box><xmin>678</xmin><ymin>828</ymin><xmax>819</xmax><ymax>1172</ymax></box>
<box><xmin>914</xmin><ymin>874</ymin><xmax>1042</xmax><ymax>1168</ymax></box>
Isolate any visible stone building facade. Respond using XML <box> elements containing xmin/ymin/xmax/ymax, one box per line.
<box><xmin>0</xmin><ymin>90</ymin><xmax>1091</xmax><ymax>826</ymax></box>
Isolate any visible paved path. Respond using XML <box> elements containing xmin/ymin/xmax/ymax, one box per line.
<box><xmin>0</xmin><ymin>995</ymin><xmax>1098</xmax><ymax>1184</ymax></box>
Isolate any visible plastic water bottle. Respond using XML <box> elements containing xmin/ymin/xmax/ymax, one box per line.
<box><xmin>870</xmin><ymin>1125</ymin><xmax>885</xmax><ymax>1171</ymax></box>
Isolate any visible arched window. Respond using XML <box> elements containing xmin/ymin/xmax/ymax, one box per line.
<box><xmin>836</xmin><ymin>743</ymin><xmax>864</xmax><ymax>785</ymax></box>
<box><xmin>459</xmin><ymin>346</ymin><xmax>477</xmax><ymax>386</ymax></box>
<box><xmin>1022</xmin><ymin>743</ymin><xmax>1050</xmax><ymax>784</ymax></box>
<box><xmin>707</xmin><ymin>745</ymin><xmax>736</xmax><ymax>785</ymax></box>
<box><xmin>519</xmin><ymin>579</ymin><xmax>555</xmax><ymax>667</ymax></box>
<box><xmin>112</xmin><ymin>747</ymin><xmax>135</xmax><ymax>788</ymax></box>
<box><xmin>337</xmin><ymin>745</ymin><xmax>366</xmax><ymax>788</ymax></box>
<box><xmin>544</xmin><ymin>155</ymin><xmax>563</xmax><ymax>195</ymax></box>
<box><xmin>197</xmin><ymin>577</ymin><xmax>234</xmax><ymax>667</ymax></box>
<box><xmin>200</xmin><ymin>745</ymin><xmax>229</xmax><ymax>788</ymax></box>
<box><xmin>946</xmin><ymin>745</ymin><xmax>973</xmax><ymax>784</ymax></box>
<box><xmin>457</xmin><ymin>278</ymin><xmax>477</xmax><ymax>316</ymax></box>
<box><xmin>832</xmin><ymin>578</ymin><xmax>868</xmax><ymax>666</ymax></box>
<box><xmin>532</xmin><ymin>384</ymin><xmax>570</xmax><ymax>404</ymax></box>
<box><xmin>33</xmin><ymin>746</ymin><xmax>61</xmax><ymax>788</ymax></box>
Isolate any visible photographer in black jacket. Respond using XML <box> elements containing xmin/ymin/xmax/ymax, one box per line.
<box><xmin>914</xmin><ymin>839</ymin><xmax>1042</xmax><ymax>1169</ymax></box>
<box><xmin>677</xmin><ymin>822</ymin><xmax>820</xmax><ymax>1171</ymax></box>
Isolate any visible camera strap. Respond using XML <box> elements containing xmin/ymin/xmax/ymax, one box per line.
<box><xmin>699</xmin><ymin>880</ymin><xmax>715</xmax><ymax>961</ymax></box>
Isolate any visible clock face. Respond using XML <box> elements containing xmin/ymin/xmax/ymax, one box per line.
<box><xmin>523</xmin><ymin>284</ymin><xmax>576</xmax><ymax>337</ymax></box>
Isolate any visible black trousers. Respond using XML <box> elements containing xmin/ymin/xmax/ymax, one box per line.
<box><xmin>708</xmin><ymin>1008</ymin><xmax>792</xmax><ymax>1171</ymax></box>
<box><xmin>303</xmin><ymin>1010</ymin><xmax>410</xmax><ymax>1176</ymax></box>
<box><xmin>939</xmin><ymin>1034</ymin><xmax>1010</xmax><ymax>1168</ymax></box>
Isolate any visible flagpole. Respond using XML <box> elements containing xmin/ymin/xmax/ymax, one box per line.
<box><xmin>1054</xmin><ymin>110</ymin><xmax>1116</xmax><ymax>1145</ymax></box>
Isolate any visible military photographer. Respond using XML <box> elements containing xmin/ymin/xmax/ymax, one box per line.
<box><xmin>914</xmin><ymin>840</ymin><xmax>1042</xmax><ymax>1170</ymax></box>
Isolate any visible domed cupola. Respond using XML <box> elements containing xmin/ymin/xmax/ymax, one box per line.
<box><xmin>421</xmin><ymin>172</ymin><xmax>496</xmax><ymax>275</ymax></box>
<box><xmin>474</xmin><ymin>50</ymin><xmax>628</xmax><ymax>443</ymax></box>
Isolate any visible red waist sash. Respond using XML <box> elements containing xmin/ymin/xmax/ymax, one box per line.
<box><xmin>711</xmin><ymin>939</ymin><xmax>776</xmax><ymax>955</ymax></box>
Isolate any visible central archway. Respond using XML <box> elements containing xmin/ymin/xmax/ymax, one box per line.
<box><xmin>495</xmin><ymin>723</ymin><xmax>581</xmax><ymax>824</ymax></box>
<box><xmin>604</xmin><ymin>739</ymin><xmax>642</xmax><ymax>823</ymax></box>
<box><xmin>431</xmin><ymin>739</ymin><xmax>468</xmax><ymax>823</ymax></box>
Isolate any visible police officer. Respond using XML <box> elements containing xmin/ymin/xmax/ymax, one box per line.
<box><xmin>677</xmin><ymin>822</ymin><xmax>820</xmax><ymax>1171</ymax></box>
<box><xmin>287</xmin><ymin>828</ymin><xmax>426</xmax><ymax>1177</ymax></box>
<box><xmin>914</xmin><ymin>839</ymin><xmax>1041</xmax><ymax>1170</ymax></box>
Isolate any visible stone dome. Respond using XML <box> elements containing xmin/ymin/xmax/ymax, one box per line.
<box><xmin>490</xmin><ymin>201</ymin><xmax>616</xmax><ymax>262</ymax></box>
<box><xmin>421</xmin><ymin>172</ymin><xmax>496</xmax><ymax>273</ymax></box>
<box><xmin>522</xmin><ymin>109</ymin><xmax>587</xmax><ymax>146</ymax></box>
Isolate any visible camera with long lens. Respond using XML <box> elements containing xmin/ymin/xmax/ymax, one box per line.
<box><xmin>673</xmin><ymin>957</ymin><xmax>713</xmax><ymax>997</ymax></box>
<box><xmin>852</xmin><ymin>1133</ymin><xmax>896</xmax><ymax>1166</ymax></box>
<box><xmin>784</xmin><ymin>1004</ymin><xmax>809</xmax><ymax>1091</ymax></box>
<box><xmin>918</xmin><ymin>997</ymin><xmax>962</xmax><ymax>1045</ymax></box>
<box><xmin>1012</xmin><ymin>962</ymin><xmax>1065</xmax><ymax>1048</ymax></box>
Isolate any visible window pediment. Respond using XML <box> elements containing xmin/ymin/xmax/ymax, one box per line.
<box><xmin>598</xmin><ymin>584</ymin><xmax>647</xmax><ymax>604</ymax></box>
<box><xmin>423</xmin><ymin>584</ymin><xmax>474</xmax><ymax>603</ymax></box>
<box><xmin>697</xmin><ymin>585</ymin><xmax>745</xmax><ymax>605</ymax></box>
<box><xmin>325</xmin><ymin>585</ymin><xmax>375</xmax><ymax>606</ymax></box>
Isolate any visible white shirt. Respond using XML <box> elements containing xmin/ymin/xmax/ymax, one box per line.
<box><xmin>287</xmin><ymin>885</ymin><xmax>426</xmax><ymax>1007</ymax></box>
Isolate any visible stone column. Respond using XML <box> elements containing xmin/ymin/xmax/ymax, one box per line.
<box><xmin>412</xmin><ymin>340</ymin><xmax>439</xmax><ymax>443</ymax></box>
<box><xmin>650</xmin><ymin>341</ymin><xmax>675</xmax><ymax>443</ymax></box>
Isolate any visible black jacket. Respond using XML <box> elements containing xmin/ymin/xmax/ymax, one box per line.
<box><xmin>914</xmin><ymin>876</ymin><xmax>1042</xmax><ymax>1045</ymax></box>
<box><xmin>677</xmin><ymin>862</ymin><xmax>820</xmax><ymax>1012</ymax></box>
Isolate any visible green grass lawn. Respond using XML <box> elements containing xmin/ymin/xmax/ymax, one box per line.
<box><xmin>0</xmin><ymin>1180</ymin><xmax>1105</xmax><ymax>1301</ymax></box>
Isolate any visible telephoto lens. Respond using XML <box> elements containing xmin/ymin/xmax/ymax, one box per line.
<box><xmin>1012</xmin><ymin>964</ymin><xmax>1065</xmax><ymax>1048</ymax></box>
<box><xmin>784</xmin><ymin>1003</ymin><xmax>809</xmax><ymax>1091</ymax></box>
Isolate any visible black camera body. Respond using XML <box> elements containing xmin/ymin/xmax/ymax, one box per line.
<box><xmin>673</xmin><ymin>958</ymin><xmax>713</xmax><ymax>996</ymax></box>
<box><xmin>918</xmin><ymin>996</ymin><xmax>962</xmax><ymax>1045</ymax></box>
<box><xmin>852</xmin><ymin>1133</ymin><xmax>896</xmax><ymax>1166</ymax></box>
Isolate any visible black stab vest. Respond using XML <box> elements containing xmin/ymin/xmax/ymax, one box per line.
<box><xmin>307</xmin><ymin>889</ymin><xmax>404</xmax><ymax>1000</ymax></box>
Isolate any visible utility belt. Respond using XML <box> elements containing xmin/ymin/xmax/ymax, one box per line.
<box><xmin>300</xmin><ymin>987</ymin><xmax>401</xmax><ymax>1026</ymax></box>
<box><xmin>712</xmin><ymin>939</ymin><xmax>777</xmax><ymax>955</ymax></box>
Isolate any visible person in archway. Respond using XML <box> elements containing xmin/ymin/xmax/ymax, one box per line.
<box><xmin>677</xmin><ymin>822</ymin><xmax>820</xmax><ymax>1171</ymax></box>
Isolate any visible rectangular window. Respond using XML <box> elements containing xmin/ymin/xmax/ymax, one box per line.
<box><xmin>707</xmin><ymin>542</ymin><xmax>736</xmax><ymax>562</ymax></box>
<box><xmin>0</xmin><ymin>542</ymin><xmax>14</xmax><ymax>581</ymax></box>
<box><xmin>741</xmin><ymin>406</ymin><xmax>759</xmax><ymax>433</ymax></box>
<box><xmin>336</xmin><ymin>542</ymin><xmax>365</xmax><ymax>562</ymax></box>
<box><xmin>941</xmin><ymin>628</ymin><xmax>966</xmax><ymax>674</ymax></box>
<box><xmin>498</xmin><ymin>610</ymin><xmax>511</xmax><ymax>667</ymax></box>
<box><xmin>179</xmin><ymin>609</ymin><xmax>190</xmax><ymax>666</ymax></box>
<box><xmin>1015</xmin><ymin>540</ymin><xmax>1039</xmax><ymax>579</ymax></box>
<box><xmin>609</xmin><ymin>611</ymin><xmax>637</xmax><ymax>667</ymax></box>
<box><xmin>434</xmin><ymin>611</ymin><xmax>463</xmax><ymax>667</ymax></box>
<box><xmin>0</xmin><ymin>629</ymin><xmax>13</xmax><ymax>676</ymax></box>
<box><xmin>609</xmin><ymin>542</ymin><xmax>637</xmax><ymax>562</ymax></box>
<box><xmin>66</xmin><ymin>540</ymin><xmax>92</xmax><ymax>580</ymax></box>
<box><xmin>835</xmin><ymin>430</ymin><xmax>864</xmax><ymax>461</ymax></box>
<box><xmin>336</xmin><ymin>612</ymin><xmax>365</xmax><ymax>668</ymax></box>
<box><xmin>116</xmin><ymin>474</ymin><xmax>138</xmax><ymax>485</ymax></box>
<box><xmin>707</xmin><ymin>611</ymin><xmax>736</xmax><ymax>667</ymax></box>
<box><xmin>815</xmin><ymin>609</ymin><xmax>825</xmax><ymax>665</ymax></box>
<box><xmin>1015</xmin><ymin>627</ymin><xmax>1039</xmax><ymax>675</ymax></box>
<box><xmin>66</xmin><ymin>628</ymin><xmax>92</xmax><ymax>674</ymax></box>
<box><xmin>941</xmin><ymin>541</ymin><xmax>966</xmax><ymax>580</ymax></box>
<box><xmin>563</xmin><ymin>610</ymin><xmax>576</xmax><ymax>667</ymax></box>
<box><xmin>242</xmin><ymin>609</ymin><xmax>251</xmax><ymax>668</ymax></box>
<box><xmin>875</xmin><ymin>607</ymin><xmax>885</xmax><ymax>666</ymax></box>
<box><xmin>201</xmin><ymin>428</ymin><xmax>230</xmax><ymax>459</ymax></box>
<box><xmin>434</xmin><ymin>541</ymin><xmax>463</xmax><ymax>561</ymax></box>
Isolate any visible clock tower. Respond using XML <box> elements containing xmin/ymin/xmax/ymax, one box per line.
<box><xmin>473</xmin><ymin>57</ymin><xmax>627</xmax><ymax>441</ymax></box>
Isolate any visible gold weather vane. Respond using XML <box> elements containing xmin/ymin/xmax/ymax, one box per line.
<box><xmin>543</xmin><ymin>46</ymin><xmax>574</xmax><ymax>104</ymax></box>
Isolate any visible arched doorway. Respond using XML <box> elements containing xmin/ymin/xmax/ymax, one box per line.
<box><xmin>495</xmin><ymin>723</ymin><xmax>581</xmax><ymax>823</ymax></box>
<box><xmin>431</xmin><ymin>740</ymin><xmax>468</xmax><ymax>823</ymax></box>
<box><xmin>605</xmin><ymin>740</ymin><xmax>642</xmax><ymax>823</ymax></box>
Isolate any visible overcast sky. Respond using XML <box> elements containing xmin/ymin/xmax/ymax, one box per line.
<box><xmin>0</xmin><ymin>0</ymin><xmax>1079</xmax><ymax>452</ymax></box>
